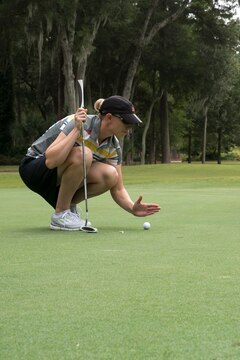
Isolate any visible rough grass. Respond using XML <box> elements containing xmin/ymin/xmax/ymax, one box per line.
<box><xmin>1</xmin><ymin>163</ymin><xmax>240</xmax><ymax>359</ymax></box>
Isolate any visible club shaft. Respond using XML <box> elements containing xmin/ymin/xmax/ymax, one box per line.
<box><xmin>81</xmin><ymin>124</ymin><xmax>88</xmax><ymax>226</ymax></box>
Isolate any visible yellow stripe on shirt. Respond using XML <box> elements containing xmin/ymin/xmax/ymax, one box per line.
<box><xmin>77</xmin><ymin>135</ymin><xmax>118</xmax><ymax>159</ymax></box>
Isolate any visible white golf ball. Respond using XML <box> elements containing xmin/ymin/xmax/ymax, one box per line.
<box><xmin>143</xmin><ymin>222</ymin><xmax>151</xmax><ymax>230</ymax></box>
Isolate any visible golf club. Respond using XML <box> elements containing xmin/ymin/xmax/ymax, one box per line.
<box><xmin>77</xmin><ymin>79</ymin><xmax>98</xmax><ymax>233</ymax></box>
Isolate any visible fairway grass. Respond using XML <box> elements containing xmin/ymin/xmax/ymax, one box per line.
<box><xmin>1</xmin><ymin>163</ymin><xmax>240</xmax><ymax>359</ymax></box>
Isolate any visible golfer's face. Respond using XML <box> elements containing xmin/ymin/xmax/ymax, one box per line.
<box><xmin>111</xmin><ymin>115</ymin><xmax>133</xmax><ymax>138</ymax></box>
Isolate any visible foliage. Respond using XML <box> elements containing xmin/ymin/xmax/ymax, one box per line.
<box><xmin>0</xmin><ymin>0</ymin><xmax>239</xmax><ymax>163</ymax></box>
<box><xmin>221</xmin><ymin>146</ymin><xmax>240</xmax><ymax>160</ymax></box>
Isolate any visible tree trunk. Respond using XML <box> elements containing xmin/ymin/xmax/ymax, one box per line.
<box><xmin>160</xmin><ymin>90</ymin><xmax>170</xmax><ymax>163</ymax></box>
<box><xmin>150</xmin><ymin>115</ymin><xmax>157</xmax><ymax>164</ymax></box>
<box><xmin>187</xmin><ymin>127</ymin><xmax>192</xmax><ymax>163</ymax></box>
<box><xmin>202</xmin><ymin>98</ymin><xmax>209</xmax><ymax>164</ymax></box>
<box><xmin>123</xmin><ymin>46</ymin><xmax>143</xmax><ymax>100</ymax></box>
<box><xmin>60</xmin><ymin>25</ymin><xmax>76</xmax><ymax>113</ymax></box>
<box><xmin>141</xmin><ymin>95</ymin><xmax>162</xmax><ymax>164</ymax></box>
<box><xmin>217</xmin><ymin>127</ymin><xmax>222</xmax><ymax>164</ymax></box>
<box><xmin>58</xmin><ymin>0</ymin><xmax>78</xmax><ymax>114</ymax></box>
<box><xmin>57</xmin><ymin>49</ymin><xmax>65</xmax><ymax>119</ymax></box>
<box><xmin>0</xmin><ymin>31</ymin><xmax>14</xmax><ymax>154</ymax></box>
<box><xmin>76</xmin><ymin>16</ymin><xmax>107</xmax><ymax>107</ymax></box>
<box><xmin>150</xmin><ymin>130</ymin><xmax>156</xmax><ymax>164</ymax></box>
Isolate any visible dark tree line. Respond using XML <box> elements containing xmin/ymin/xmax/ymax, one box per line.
<box><xmin>0</xmin><ymin>0</ymin><xmax>240</xmax><ymax>164</ymax></box>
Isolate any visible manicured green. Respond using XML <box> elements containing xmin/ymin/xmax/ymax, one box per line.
<box><xmin>1</xmin><ymin>163</ymin><xmax>240</xmax><ymax>359</ymax></box>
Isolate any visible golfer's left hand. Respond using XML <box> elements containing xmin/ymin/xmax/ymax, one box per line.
<box><xmin>132</xmin><ymin>195</ymin><xmax>161</xmax><ymax>217</ymax></box>
<box><xmin>74</xmin><ymin>107</ymin><xmax>87</xmax><ymax>131</ymax></box>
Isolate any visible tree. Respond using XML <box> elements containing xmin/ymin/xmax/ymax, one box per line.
<box><xmin>1</xmin><ymin>0</ymin><xmax>240</xmax><ymax>162</ymax></box>
<box><xmin>122</xmin><ymin>0</ymin><xmax>190</xmax><ymax>100</ymax></box>
<box><xmin>190</xmin><ymin>2</ymin><xmax>240</xmax><ymax>162</ymax></box>
<box><xmin>141</xmin><ymin>91</ymin><xmax>162</xmax><ymax>164</ymax></box>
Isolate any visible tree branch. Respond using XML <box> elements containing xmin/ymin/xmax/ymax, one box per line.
<box><xmin>144</xmin><ymin>0</ymin><xmax>190</xmax><ymax>46</ymax></box>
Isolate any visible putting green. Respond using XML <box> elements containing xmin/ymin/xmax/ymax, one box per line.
<box><xmin>0</xmin><ymin>163</ymin><xmax>240</xmax><ymax>359</ymax></box>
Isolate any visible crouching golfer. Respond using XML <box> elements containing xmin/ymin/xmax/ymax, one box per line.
<box><xmin>19</xmin><ymin>95</ymin><xmax>160</xmax><ymax>230</ymax></box>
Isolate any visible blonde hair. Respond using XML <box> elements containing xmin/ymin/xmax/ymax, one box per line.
<box><xmin>94</xmin><ymin>98</ymin><xmax>105</xmax><ymax>112</ymax></box>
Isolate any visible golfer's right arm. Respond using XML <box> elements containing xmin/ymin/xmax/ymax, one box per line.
<box><xmin>45</xmin><ymin>108</ymin><xmax>86</xmax><ymax>169</ymax></box>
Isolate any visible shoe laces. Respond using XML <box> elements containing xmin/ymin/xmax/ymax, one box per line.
<box><xmin>61</xmin><ymin>210</ymin><xmax>79</xmax><ymax>221</ymax></box>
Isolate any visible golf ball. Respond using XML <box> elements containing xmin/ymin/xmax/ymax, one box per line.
<box><xmin>143</xmin><ymin>222</ymin><xmax>151</xmax><ymax>230</ymax></box>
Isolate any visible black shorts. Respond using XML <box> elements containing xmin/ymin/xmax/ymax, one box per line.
<box><xmin>19</xmin><ymin>155</ymin><xmax>60</xmax><ymax>209</ymax></box>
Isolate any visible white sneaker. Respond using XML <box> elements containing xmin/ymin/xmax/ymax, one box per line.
<box><xmin>70</xmin><ymin>204</ymin><xmax>91</xmax><ymax>226</ymax></box>
<box><xmin>50</xmin><ymin>210</ymin><xmax>83</xmax><ymax>231</ymax></box>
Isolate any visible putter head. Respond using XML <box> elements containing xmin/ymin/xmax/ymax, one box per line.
<box><xmin>80</xmin><ymin>225</ymin><xmax>98</xmax><ymax>233</ymax></box>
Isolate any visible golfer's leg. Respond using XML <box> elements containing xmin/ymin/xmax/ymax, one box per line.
<box><xmin>87</xmin><ymin>162</ymin><xmax>119</xmax><ymax>198</ymax></box>
<box><xmin>55</xmin><ymin>146</ymin><xmax>92</xmax><ymax>213</ymax></box>
<box><xmin>72</xmin><ymin>162</ymin><xmax>118</xmax><ymax>203</ymax></box>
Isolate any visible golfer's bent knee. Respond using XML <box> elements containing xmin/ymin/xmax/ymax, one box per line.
<box><xmin>103</xmin><ymin>165</ymin><xmax>118</xmax><ymax>188</ymax></box>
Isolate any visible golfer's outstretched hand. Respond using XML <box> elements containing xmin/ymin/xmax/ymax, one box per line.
<box><xmin>132</xmin><ymin>195</ymin><xmax>160</xmax><ymax>217</ymax></box>
<box><xmin>74</xmin><ymin>107</ymin><xmax>87</xmax><ymax>131</ymax></box>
